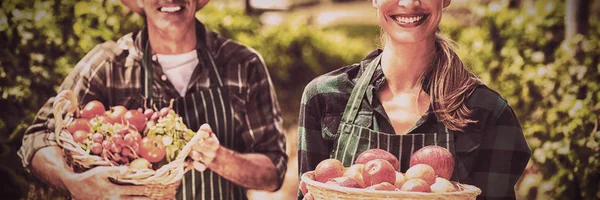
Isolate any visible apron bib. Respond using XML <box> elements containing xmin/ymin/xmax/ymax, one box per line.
<box><xmin>330</xmin><ymin>54</ymin><xmax>458</xmax><ymax>175</ymax></box>
<box><xmin>141</xmin><ymin>32</ymin><xmax>244</xmax><ymax>200</ymax></box>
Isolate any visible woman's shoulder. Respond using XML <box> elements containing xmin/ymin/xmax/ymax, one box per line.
<box><xmin>302</xmin><ymin>50</ymin><xmax>382</xmax><ymax>101</ymax></box>
<box><xmin>464</xmin><ymin>85</ymin><xmax>518</xmax><ymax>128</ymax></box>
<box><xmin>301</xmin><ymin>63</ymin><xmax>362</xmax><ymax>101</ymax></box>
<box><xmin>466</xmin><ymin>85</ymin><xmax>510</xmax><ymax>113</ymax></box>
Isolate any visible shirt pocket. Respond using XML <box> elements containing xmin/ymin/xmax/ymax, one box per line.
<box><xmin>452</xmin><ymin>132</ymin><xmax>481</xmax><ymax>182</ymax></box>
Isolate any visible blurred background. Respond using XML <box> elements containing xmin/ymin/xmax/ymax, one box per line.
<box><xmin>0</xmin><ymin>0</ymin><xmax>599</xmax><ymax>199</ymax></box>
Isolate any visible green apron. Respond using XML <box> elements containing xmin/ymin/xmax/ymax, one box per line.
<box><xmin>330</xmin><ymin>54</ymin><xmax>457</xmax><ymax>174</ymax></box>
<box><xmin>140</xmin><ymin>26</ymin><xmax>244</xmax><ymax>199</ymax></box>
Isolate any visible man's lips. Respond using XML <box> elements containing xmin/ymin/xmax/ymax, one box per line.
<box><xmin>390</xmin><ymin>13</ymin><xmax>429</xmax><ymax>24</ymax></box>
<box><xmin>157</xmin><ymin>5</ymin><xmax>184</xmax><ymax>13</ymax></box>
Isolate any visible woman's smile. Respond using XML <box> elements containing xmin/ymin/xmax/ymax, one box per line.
<box><xmin>390</xmin><ymin>13</ymin><xmax>430</xmax><ymax>28</ymax></box>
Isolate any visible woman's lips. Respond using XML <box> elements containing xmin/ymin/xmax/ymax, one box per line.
<box><xmin>390</xmin><ymin>14</ymin><xmax>429</xmax><ymax>27</ymax></box>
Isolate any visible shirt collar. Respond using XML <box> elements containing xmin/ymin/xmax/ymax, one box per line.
<box><xmin>128</xmin><ymin>20</ymin><xmax>214</xmax><ymax>60</ymax></box>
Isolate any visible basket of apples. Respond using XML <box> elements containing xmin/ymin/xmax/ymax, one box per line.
<box><xmin>300</xmin><ymin>146</ymin><xmax>481</xmax><ymax>200</ymax></box>
<box><xmin>51</xmin><ymin>90</ymin><xmax>206</xmax><ymax>199</ymax></box>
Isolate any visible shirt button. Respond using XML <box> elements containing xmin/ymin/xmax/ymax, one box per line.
<box><xmin>152</xmin><ymin>55</ymin><xmax>158</xmax><ymax>61</ymax></box>
<box><xmin>161</xmin><ymin>75</ymin><xmax>168</xmax><ymax>81</ymax></box>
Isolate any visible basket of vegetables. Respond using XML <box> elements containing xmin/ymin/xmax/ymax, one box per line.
<box><xmin>52</xmin><ymin>90</ymin><xmax>205</xmax><ymax>199</ymax></box>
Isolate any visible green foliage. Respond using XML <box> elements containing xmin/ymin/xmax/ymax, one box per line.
<box><xmin>449</xmin><ymin>1</ymin><xmax>600</xmax><ymax>199</ymax></box>
<box><xmin>197</xmin><ymin>7</ymin><xmax>371</xmax><ymax>127</ymax></box>
<box><xmin>0</xmin><ymin>0</ymin><xmax>142</xmax><ymax>198</ymax></box>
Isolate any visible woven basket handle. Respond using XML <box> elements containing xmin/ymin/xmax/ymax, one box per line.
<box><xmin>173</xmin><ymin>128</ymin><xmax>209</xmax><ymax>164</ymax></box>
<box><xmin>53</xmin><ymin>90</ymin><xmax>80</xmax><ymax>146</ymax></box>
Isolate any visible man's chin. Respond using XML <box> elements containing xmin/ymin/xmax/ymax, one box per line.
<box><xmin>153</xmin><ymin>20</ymin><xmax>194</xmax><ymax>31</ymax></box>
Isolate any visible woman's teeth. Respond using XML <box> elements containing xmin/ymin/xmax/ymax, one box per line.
<box><xmin>393</xmin><ymin>15</ymin><xmax>425</xmax><ymax>24</ymax></box>
<box><xmin>159</xmin><ymin>6</ymin><xmax>182</xmax><ymax>13</ymax></box>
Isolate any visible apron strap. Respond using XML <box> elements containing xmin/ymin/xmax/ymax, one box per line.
<box><xmin>196</xmin><ymin>41</ymin><xmax>223</xmax><ymax>87</ymax></box>
<box><xmin>140</xmin><ymin>24</ymin><xmax>224</xmax><ymax>105</ymax></box>
<box><xmin>340</xmin><ymin>54</ymin><xmax>382</xmax><ymax>125</ymax></box>
<box><xmin>141</xmin><ymin>31</ymin><xmax>153</xmax><ymax>107</ymax></box>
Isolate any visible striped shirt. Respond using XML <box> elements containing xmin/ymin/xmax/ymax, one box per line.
<box><xmin>298</xmin><ymin>50</ymin><xmax>531</xmax><ymax>200</ymax></box>
<box><xmin>18</xmin><ymin>20</ymin><xmax>287</xmax><ymax>199</ymax></box>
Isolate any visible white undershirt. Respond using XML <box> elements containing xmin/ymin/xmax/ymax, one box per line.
<box><xmin>156</xmin><ymin>50</ymin><xmax>199</xmax><ymax>97</ymax></box>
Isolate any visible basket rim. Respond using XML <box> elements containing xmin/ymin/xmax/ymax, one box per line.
<box><xmin>301</xmin><ymin>172</ymin><xmax>481</xmax><ymax>196</ymax></box>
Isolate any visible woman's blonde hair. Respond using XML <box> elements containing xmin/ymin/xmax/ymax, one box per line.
<box><xmin>426</xmin><ymin>33</ymin><xmax>481</xmax><ymax>132</ymax></box>
<box><xmin>380</xmin><ymin>31</ymin><xmax>481</xmax><ymax>132</ymax></box>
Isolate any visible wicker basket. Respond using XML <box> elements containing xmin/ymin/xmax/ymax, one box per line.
<box><xmin>301</xmin><ymin>172</ymin><xmax>481</xmax><ymax>200</ymax></box>
<box><xmin>52</xmin><ymin>90</ymin><xmax>204</xmax><ymax>199</ymax></box>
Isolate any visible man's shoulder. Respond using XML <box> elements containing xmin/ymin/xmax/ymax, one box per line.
<box><xmin>74</xmin><ymin>38</ymin><xmax>126</xmax><ymax>71</ymax></box>
<box><xmin>208</xmin><ymin>32</ymin><xmax>260</xmax><ymax>64</ymax></box>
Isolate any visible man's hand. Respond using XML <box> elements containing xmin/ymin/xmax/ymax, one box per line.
<box><xmin>63</xmin><ymin>166</ymin><xmax>150</xmax><ymax>199</ymax></box>
<box><xmin>188</xmin><ymin>124</ymin><xmax>220</xmax><ymax>172</ymax></box>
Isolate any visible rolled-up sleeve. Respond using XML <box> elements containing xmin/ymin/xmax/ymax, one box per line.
<box><xmin>18</xmin><ymin>43</ymin><xmax>112</xmax><ymax>171</ymax></box>
<box><xmin>241</xmin><ymin>54</ymin><xmax>288</xmax><ymax>190</ymax></box>
<box><xmin>297</xmin><ymin>79</ymin><xmax>335</xmax><ymax>199</ymax></box>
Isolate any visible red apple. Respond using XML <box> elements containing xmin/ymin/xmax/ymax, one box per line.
<box><xmin>405</xmin><ymin>164</ymin><xmax>436</xmax><ymax>185</ymax></box>
<box><xmin>362</xmin><ymin>159</ymin><xmax>396</xmax><ymax>187</ymax></box>
<box><xmin>365</xmin><ymin>182</ymin><xmax>398</xmax><ymax>191</ymax></box>
<box><xmin>394</xmin><ymin>171</ymin><xmax>406</xmax><ymax>189</ymax></box>
<box><xmin>72</xmin><ymin>130</ymin><xmax>88</xmax><ymax>144</ymax></box>
<box><xmin>409</xmin><ymin>145</ymin><xmax>455</xmax><ymax>180</ymax></box>
<box><xmin>430</xmin><ymin>177</ymin><xmax>456</xmax><ymax>193</ymax></box>
<box><xmin>400</xmin><ymin>179</ymin><xmax>431</xmax><ymax>192</ymax></box>
<box><xmin>105</xmin><ymin>105</ymin><xmax>127</xmax><ymax>124</ymax></box>
<box><xmin>314</xmin><ymin>159</ymin><xmax>345</xmax><ymax>183</ymax></box>
<box><xmin>342</xmin><ymin>164</ymin><xmax>366</xmax><ymax>188</ymax></box>
<box><xmin>123</xmin><ymin>109</ymin><xmax>146</xmax><ymax>131</ymax></box>
<box><xmin>325</xmin><ymin>177</ymin><xmax>362</xmax><ymax>188</ymax></box>
<box><xmin>67</xmin><ymin>118</ymin><xmax>91</xmax><ymax>134</ymax></box>
<box><xmin>355</xmin><ymin>149</ymin><xmax>400</xmax><ymax>170</ymax></box>
<box><xmin>80</xmin><ymin>100</ymin><xmax>106</xmax><ymax>119</ymax></box>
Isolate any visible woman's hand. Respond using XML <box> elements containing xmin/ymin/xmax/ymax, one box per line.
<box><xmin>188</xmin><ymin>124</ymin><xmax>221</xmax><ymax>171</ymax></box>
<box><xmin>63</xmin><ymin>166</ymin><xmax>149</xmax><ymax>199</ymax></box>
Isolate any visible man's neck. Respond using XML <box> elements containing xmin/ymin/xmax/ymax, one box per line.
<box><xmin>147</xmin><ymin>23</ymin><xmax>197</xmax><ymax>54</ymax></box>
<box><xmin>380</xmin><ymin>36</ymin><xmax>436</xmax><ymax>94</ymax></box>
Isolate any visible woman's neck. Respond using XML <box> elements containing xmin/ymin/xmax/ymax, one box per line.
<box><xmin>380</xmin><ymin>36</ymin><xmax>436</xmax><ymax>94</ymax></box>
<box><xmin>147</xmin><ymin>24</ymin><xmax>197</xmax><ymax>55</ymax></box>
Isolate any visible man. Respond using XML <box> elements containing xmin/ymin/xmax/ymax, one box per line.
<box><xmin>18</xmin><ymin>0</ymin><xmax>288</xmax><ymax>199</ymax></box>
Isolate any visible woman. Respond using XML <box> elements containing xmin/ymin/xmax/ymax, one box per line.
<box><xmin>298</xmin><ymin>0</ymin><xmax>531</xmax><ymax>199</ymax></box>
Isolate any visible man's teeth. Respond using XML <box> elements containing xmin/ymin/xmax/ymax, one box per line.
<box><xmin>160</xmin><ymin>6</ymin><xmax>182</xmax><ymax>12</ymax></box>
<box><xmin>394</xmin><ymin>15</ymin><xmax>424</xmax><ymax>24</ymax></box>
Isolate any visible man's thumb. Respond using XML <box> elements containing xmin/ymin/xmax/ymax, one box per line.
<box><xmin>199</xmin><ymin>124</ymin><xmax>212</xmax><ymax>132</ymax></box>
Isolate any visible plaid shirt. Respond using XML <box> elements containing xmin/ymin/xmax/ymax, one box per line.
<box><xmin>19</xmin><ymin>21</ymin><xmax>287</xmax><ymax>194</ymax></box>
<box><xmin>298</xmin><ymin>50</ymin><xmax>531</xmax><ymax>200</ymax></box>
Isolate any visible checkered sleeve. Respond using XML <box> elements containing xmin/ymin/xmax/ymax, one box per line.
<box><xmin>242</xmin><ymin>54</ymin><xmax>288</xmax><ymax>191</ymax></box>
<box><xmin>297</xmin><ymin>80</ymin><xmax>334</xmax><ymax>199</ymax></box>
<box><xmin>470</xmin><ymin>98</ymin><xmax>531</xmax><ymax>200</ymax></box>
<box><xmin>17</xmin><ymin>42</ymin><xmax>114</xmax><ymax>171</ymax></box>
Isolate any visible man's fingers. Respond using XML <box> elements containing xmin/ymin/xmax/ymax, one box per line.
<box><xmin>193</xmin><ymin>162</ymin><xmax>207</xmax><ymax>172</ymax></box>
<box><xmin>189</xmin><ymin>150</ymin><xmax>203</xmax><ymax>161</ymax></box>
<box><xmin>199</xmin><ymin>124</ymin><xmax>212</xmax><ymax>132</ymax></box>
